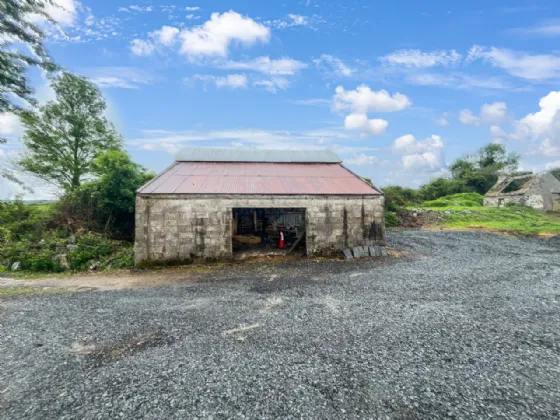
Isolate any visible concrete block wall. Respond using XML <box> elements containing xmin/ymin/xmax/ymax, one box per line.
<box><xmin>134</xmin><ymin>194</ymin><xmax>385</xmax><ymax>266</ymax></box>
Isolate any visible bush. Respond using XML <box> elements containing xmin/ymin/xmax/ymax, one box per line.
<box><xmin>383</xmin><ymin>186</ymin><xmax>423</xmax><ymax>212</ymax></box>
<box><xmin>419</xmin><ymin>178</ymin><xmax>471</xmax><ymax>201</ymax></box>
<box><xmin>385</xmin><ymin>211</ymin><xmax>399</xmax><ymax>227</ymax></box>
<box><xmin>67</xmin><ymin>233</ymin><xmax>114</xmax><ymax>270</ymax></box>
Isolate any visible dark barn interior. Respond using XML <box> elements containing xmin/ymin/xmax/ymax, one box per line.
<box><xmin>231</xmin><ymin>208</ymin><xmax>306</xmax><ymax>257</ymax></box>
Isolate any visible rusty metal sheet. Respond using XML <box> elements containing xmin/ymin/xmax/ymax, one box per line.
<box><xmin>138</xmin><ymin>162</ymin><xmax>381</xmax><ymax>195</ymax></box>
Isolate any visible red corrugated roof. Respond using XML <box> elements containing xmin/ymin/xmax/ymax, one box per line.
<box><xmin>138</xmin><ymin>162</ymin><xmax>381</xmax><ymax>195</ymax></box>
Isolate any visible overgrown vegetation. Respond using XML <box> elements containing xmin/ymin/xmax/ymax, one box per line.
<box><xmin>417</xmin><ymin>194</ymin><xmax>560</xmax><ymax>235</ymax></box>
<box><xmin>1</xmin><ymin>73</ymin><xmax>152</xmax><ymax>274</ymax></box>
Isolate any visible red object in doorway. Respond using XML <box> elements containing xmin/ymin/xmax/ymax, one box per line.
<box><xmin>278</xmin><ymin>228</ymin><xmax>285</xmax><ymax>249</ymax></box>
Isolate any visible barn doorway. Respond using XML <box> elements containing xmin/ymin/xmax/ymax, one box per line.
<box><xmin>231</xmin><ymin>208</ymin><xmax>306</xmax><ymax>259</ymax></box>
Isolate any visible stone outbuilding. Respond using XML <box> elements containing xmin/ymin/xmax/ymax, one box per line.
<box><xmin>134</xmin><ymin>148</ymin><xmax>385</xmax><ymax>266</ymax></box>
<box><xmin>484</xmin><ymin>172</ymin><xmax>560</xmax><ymax>212</ymax></box>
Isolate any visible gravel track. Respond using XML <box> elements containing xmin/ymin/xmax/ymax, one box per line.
<box><xmin>1</xmin><ymin>229</ymin><xmax>559</xmax><ymax>419</ymax></box>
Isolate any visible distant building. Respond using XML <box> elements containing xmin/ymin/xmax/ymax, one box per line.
<box><xmin>134</xmin><ymin>148</ymin><xmax>385</xmax><ymax>266</ymax></box>
<box><xmin>484</xmin><ymin>172</ymin><xmax>560</xmax><ymax>212</ymax></box>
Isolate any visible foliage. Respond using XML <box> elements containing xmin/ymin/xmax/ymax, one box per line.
<box><xmin>551</xmin><ymin>168</ymin><xmax>560</xmax><ymax>182</ymax></box>
<box><xmin>385</xmin><ymin>211</ymin><xmax>399</xmax><ymax>227</ymax></box>
<box><xmin>0</xmin><ymin>0</ymin><xmax>58</xmax><ymax>114</ymax></box>
<box><xmin>422</xmin><ymin>193</ymin><xmax>484</xmax><ymax>208</ymax></box>
<box><xmin>448</xmin><ymin>143</ymin><xmax>521</xmax><ymax>195</ymax></box>
<box><xmin>383</xmin><ymin>185</ymin><xmax>423</xmax><ymax>212</ymax></box>
<box><xmin>18</xmin><ymin>73</ymin><xmax>123</xmax><ymax>191</ymax></box>
<box><xmin>419</xmin><ymin>177</ymin><xmax>471</xmax><ymax>201</ymax></box>
<box><xmin>55</xmin><ymin>150</ymin><xmax>154</xmax><ymax>239</ymax></box>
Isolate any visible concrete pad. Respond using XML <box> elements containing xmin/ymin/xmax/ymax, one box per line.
<box><xmin>353</xmin><ymin>247</ymin><xmax>362</xmax><ymax>258</ymax></box>
<box><xmin>343</xmin><ymin>249</ymin><xmax>354</xmax><ymax>260</ymax></box>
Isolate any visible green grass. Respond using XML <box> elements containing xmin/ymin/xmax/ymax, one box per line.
<box><xmin>416</xmin><ymin>193</ymin><xmax>560</xmax><ymax>235</ymax></box>
<box><xmin>423</xmin><ymin>193</ymin><xmax>484</xmax><ymax>208</ymax></box>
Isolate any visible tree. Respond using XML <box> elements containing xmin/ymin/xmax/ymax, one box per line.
<box><xmin>447</xmin><ymin>144</ymin><xmax>521</xmax><ymax>195</ymax></box>
<box><xmin>18</xmin><ymin>73</ymin><xmax>122</xmax><ymax>191</ymax></box>
<box><xmin>1</xmin><ymin>0</ymin><xmax>58</xmax><ymax>114</ymax></box>
<box><xmin>58</xmin><ymin>151</ymin><xmax>154</xmax><ymax>238</ymax></box>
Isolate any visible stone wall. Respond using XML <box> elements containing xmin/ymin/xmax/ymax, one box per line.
<box><xmin>134</xmin><ymin>194</ymin><xmax>385</xmax><ymax>266</ymax></box>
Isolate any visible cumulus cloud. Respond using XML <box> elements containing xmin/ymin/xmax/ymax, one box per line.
<box><xmin>434</xmin><ymin>115</ymin><xmax>449</xmax><ymax>126</ymax></box>
<box><xmin>459</xmin><ymin>102</ymin><xmax>508</xmax><ymax>126</ymax></box>
<box><xmin>222</xmin><ymin>56</ymin><xmax>307</xmax><ymax>75</ymax></box>
<box><xmin>467</xmin><ymin>45</ymin><xmax>560</xmax><ymax>81</ymax></box>
<box><xmin>333</xmin><ymin>85</ymin><xmax>412</xmax><ymax>113</ymax></box>
<box><xmin>344</xmin><ymin>114</ymin><xmax>388</xmax><ymax>136</ymax></box>
<box><xmin>130</xmin><ymin>39</ymin><xmax>155</xmax><ymax>56</ymax></box>
<box><xmin>179</xmin><ymin>10</ymin><xmax>270</xmax><ymax>57</ymax></box>
<box><xmin>480</xmin><ymin>102</ymin><xmax>508</xmax><ymax>124</ymax></box>
<box><xmin>130</xmin><ymin>11</ymin><xmax>270</xmax><ymax>59</ymax></box>
<box><xmin>458</xmin><ymin>109</ymin><xmax>480</xmax><ymax>126</ymax></box>
<box><xmin>150</xmin><ymin>25</ymin><xmax>180</xmax><ymax>46</ymax></box>
<box><xmin>510</xmin><ymin>91</ymin><xmax>560</xmax><ymax>156</ymax></box>
<box><xmin>313</xmin><ymin>55</ymin><xmax>355</xmax><ymax>77</ymax></box>
<box><xmin>393</xmin><ymin>134</ymin><xmax>445</xmax><ymax>171</ymax></box>
<box><xmin>379</xmin><ymin>49</ymin><xmax>462</xmax><ymax>68</ymax></box>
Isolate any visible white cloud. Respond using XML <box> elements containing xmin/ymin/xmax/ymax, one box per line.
<box><xmin>130</xmin><ymin>39</ymin><xmax>155</xmax><ymax>56</ymax></box>
<box><xmin>222</xmin><ymin>56</ymin><xmax>307</xmax><ymax>75</ymax></box>
<box><xmin>129</xmin><ymin>5</ymin><xmax>153</xmax><ymax>12</ymax></box>
<box><xmin>82</xmin><ymin>67</ymin><xmax>154</xmax><ymax>89</ymax></box>
<box><xmin>459</xmin><ymin>102</ymin><xmax>508</xmax><ymax>126</ymax></box>
<box><xmin>434</xmin><ymin>115</ymin><xmax>449</xmax><ymax>126</ymax></box>
<box><xmin>191</xmin><ymin>74</ymin><xmax>248</xmax><ymax>89</ymax></box>
<box><xmin>32</xmin><ymin>0</ymin><xmax>79</xmax><ymax>27</ymax></box>
<box><xmin>467</xmin><ymin>45</ymin><xmax>560</xmax><ymax>81</ymax></box>
<box><xmin>379</xmin><ymin>49</ymin><xmax>462</xmax><ymax>68</ymax></box>
<box><xmin>185</xmin><ymin>6</ymin><xmax>201</xmax><ymax>11</ymax></box>
<box><xmin>333</xmin><ymin>85</ymin><xmax>412</xmax><ymax>113</ymax></box>
<box><xmin>180</xmin><ymin>11</ymin><xmax>270</xmax><ymax>58</ymax></box>
<box><xmin>393</xmin><ymin>134</ymin><xmax>445</xmax><ymax>171</ymax></box>
<box><xmin>344</xmin><ymin>113</ymin><xmax>388</xmax><ymax>136</ymax></box>
<box><xmin>346</xmin><ymin>153</ymin><xmax>378</xmax><ymax>165</ymax></box>
<box><xmin>0</xmin><ymin>113</ymin><xmax>23</xmax><ymax>136</ymax></box>
<box><xmin>253</xmin><ymin>77</ymin><xmax>290</xmax><ymax>93</ymax></box>
<box><xmin>313</xmin><ymin>55</ymin><xmax>355</xmax><ymax>77</ymax></box>
<box><xmin>150</xmin><ymin>26</ymin><xmax>180</xmax><ymax>46</ymax></box>
<box><xmin>480</xmin><ymin>102</ymin><xmax>508</xmax><ymax>124</ymax></box>
<box><xmin>186</xmin><ymin>14</ymin><xmax>200</xmax><ymax>20</ymax></box>
<box><xmin>267</xmin><ymin>14</ymin><xmax>317</xmax><ymax>29</ymax></box>
<box><xmin>406</xmin><ymin>72</ymin><xmax>509</xmax><ymax>90</ymax></box>
<box><xmin>458</xmin><ymin>109</ymin><xmax>480</xmax><ymax>126</ymax></box>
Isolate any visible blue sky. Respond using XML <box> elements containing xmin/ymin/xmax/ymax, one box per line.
<box><xmin>2</xmin><ymin>0</ymin><xmax>560</xmax><ymax>198</ymax></box>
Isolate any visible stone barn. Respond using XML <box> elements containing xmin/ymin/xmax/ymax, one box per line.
<box><xmin>484</xmin><ymin>172</ymin><xmax>560</xmax><ymax>212</ymax></box>
<box><xmin>134</xmin><ymin>148</ymin><xmax>385</xmax><ymax>266</ymax></box>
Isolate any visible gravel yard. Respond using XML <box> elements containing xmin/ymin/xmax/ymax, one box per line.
<box><xmin>1</xmin><ymin>229</ymin><xmax>559</xmax><ymax>419</ymax></box>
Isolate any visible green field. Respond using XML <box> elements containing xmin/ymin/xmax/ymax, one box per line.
<box><xmin>416</xmin><ymin>193</ymin><xmax>560</xmax><ymax>236</ymax></box>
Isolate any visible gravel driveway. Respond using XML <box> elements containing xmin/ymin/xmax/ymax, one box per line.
<box><xmin>1</xmin><ymin>230</ymin><xmax>559</xmax><ymax>419</ymax></box>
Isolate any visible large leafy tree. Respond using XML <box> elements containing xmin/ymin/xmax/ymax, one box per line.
<box><xmin>1</xmin><ymin>0</ymin><xmax>57</xmax><ymax>114</ymax></box>
<box><xmin>448</xmin><ymin>143</ymin><xmax>520</xmax><ymax>195</ymax></box>
<box><xmin>18</xmin><ymin>72</ymin><xmax>123</xmax><ymax>191</ymax></box>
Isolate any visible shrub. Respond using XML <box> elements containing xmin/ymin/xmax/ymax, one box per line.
<box><xmin>385</xmin><ymin>211</ymin><xmax>399</xmax><ymax>227</ymax></box>
<box><xmin>383</xmin><ymin>186</ymin><xmax>423</xmax><ymax>212</ymax></box>
<box><xmin>67</xmin><ymin>233</ymin><xmax>114</xmax><ymax>270</ymax></box>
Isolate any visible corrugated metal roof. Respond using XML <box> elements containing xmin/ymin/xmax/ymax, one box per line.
<box><xmin>175</xmin><ymin>148</ymin><xmax>342</xmax><ymax>163</ymax></box>
<box><xmin>138</xmin><ymin>162</ymin><xmax>380</xmax><ymax>195</ymax></box>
